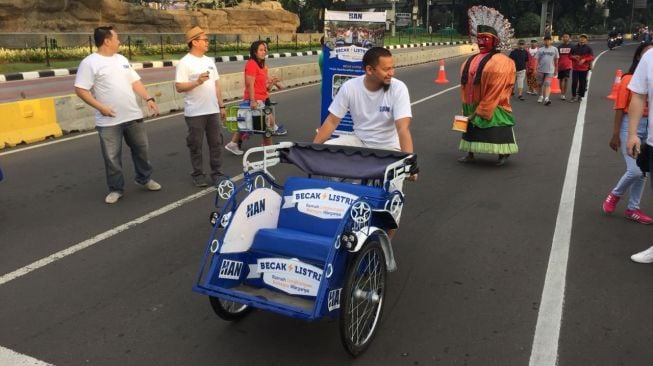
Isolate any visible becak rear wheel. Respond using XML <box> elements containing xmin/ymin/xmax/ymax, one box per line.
<box><xmin>209</xmin><ymin>296</ymin><xmax>252</xmax><ymax>321</ymax></box>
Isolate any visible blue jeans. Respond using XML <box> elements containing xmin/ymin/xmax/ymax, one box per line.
<box><xmin>97</xmin><ymin>119</ymin><xmax>153</xmax><ymax>193</ymax></box>
<box><xmin>611</xmin><ymin>115</ymin><xmax>648</xmax><ymax>210</ymax></box>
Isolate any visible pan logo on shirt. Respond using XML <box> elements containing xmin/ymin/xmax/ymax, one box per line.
<box><xmin>379</xmin><ymin>106</ymin><xmax>390</xmax><ymax>112</ymax></box>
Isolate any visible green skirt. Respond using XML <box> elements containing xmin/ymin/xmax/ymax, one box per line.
<box><xmin>459</xmin><ymin>123</ymin><xmax>519</xmax><ymax>155</ymax></box>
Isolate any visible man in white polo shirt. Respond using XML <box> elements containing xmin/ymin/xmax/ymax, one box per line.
<box><xmin>175</xmin><ymin>26</ymin><xmax>226</xmax><ymax>187</ymax></box>
<box><xmin>74</xmin><ymin>26</ymin><xmax>161</xmax><ymax>204</ymax></box>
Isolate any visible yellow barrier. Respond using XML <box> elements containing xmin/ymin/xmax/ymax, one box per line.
<box><xmin>0</xmin><ymin>98</ymin><xmax>63</xmax><ymax>149</ymax></box>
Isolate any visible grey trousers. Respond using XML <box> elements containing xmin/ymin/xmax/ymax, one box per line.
<box><xmin>184</xmin><ymin>113</ymin><xmax>224</xmax><ymax>180</ymax></box>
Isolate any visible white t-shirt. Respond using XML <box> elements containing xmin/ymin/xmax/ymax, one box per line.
<box><xmin>628</xmin><ymin>50</ymin><xmax>653</xmax><ymax>145</ymax></box>
<box><xmin>175</xmin><ymin>54</ymin><xmax>220</xmax><ymax>117</ymax></box>
<box><xmin>74</xmin><ymin>53</ymin><xmax>143</xmax><ymax>127</ymax></box>
<box><xmin>328</xmin><ymin>75</ymin><xmax>412</xmax><ymax>150</ymax></box>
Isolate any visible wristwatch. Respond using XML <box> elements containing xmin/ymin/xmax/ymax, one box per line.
<box><xmin>146</xmin><ymin>97</ymin><xmax>156</xmax><ymax>103</ymax></box>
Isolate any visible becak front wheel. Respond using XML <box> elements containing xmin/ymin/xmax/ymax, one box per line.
<box><xmin>209</xmin><ymin>296</ymin><xmax>252</xmax><ymax>321</ymax></box>
<box><xmin>339</xmin><ymin>240</ymin><xmax>387</xmax><ymax>357</ymax></box>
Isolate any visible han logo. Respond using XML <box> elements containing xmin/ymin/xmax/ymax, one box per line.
<box><xmin>218</xmin><ymin>259</ymin><xmax>243</xmax><ymax>280</ymax></box>
<box><xmin>246</xmin><ymin>198</ymin><xmax>266</xmax><ymax>218</ymax></box>
<box><xmin>328</xmin><ymin>288</ymin><xmax>341</xmax><ymax>311</ymax></box>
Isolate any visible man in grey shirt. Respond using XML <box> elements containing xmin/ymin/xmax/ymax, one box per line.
<box><xmin>536</xmin><ymin>36</ymin><xmax>559</xmax><ymax>105</ymax></box>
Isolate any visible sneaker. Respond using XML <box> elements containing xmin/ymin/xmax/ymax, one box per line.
<box><xmin>105</xmin><ymin>191</ymin><xmax>123</xmax><ymax>204</ymax></box>
<box><xmin>569</xmin><ymin>96</ymin><xmax>578</xmax><ymax>102</ymax></box>
<box><xmin>137</xmin><ymin>179</ymin><xmax>162</xmax><ymax>191</ymax></box>
<box><xmin>192</xmin><ymin>175</ymin><xmax>208</xmax><ymax>187</ymax></box>
<box><xmin>225</xmin><ymin>141</ymin><xmax>244</xmax><ymax>156</ymax></box>
<box><xmin>544</xmin><ymin>98</ymin><xmax>551</xmax><ymax>106</ymax></box>
<box><xmin>631</xmin><ymin>246</ymin><xmax>653</xmax><ymax>263</ymax></box>
<box><xmin>518</xmin><ymin>95</ymin><xmax>525</xmax><ymax>101</ymax></box>
<box><xmin>272</xmin><ymin>124</ymin><xmax>287</xmax><ymax>136</ymax></box>
<box><xmin>602</xmin><ymin>192</ymin><xmax>620</xmax><ymax>213</ymax></box>
<box><xmin>537</xmin><ymin>96</ymin><xmax>544</xmax><ymax>103</ymax></box>
<box><xmin>625</xmin><ymin>208</ymin><xmax>653</xmax><ymax>224</ymax></box>
<box><xmin>560</xmin><ymin>95</ymin><xmax>566</xmax><ymax>100</ymax></box>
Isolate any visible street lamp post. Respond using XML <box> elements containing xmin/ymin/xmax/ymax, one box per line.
<box><xmin>426</xmin><ymin>0</ymin><xmax>430</xmax><ymax>34</ymax></box>
<box><xmin>391</xmin><ymin>0</ymin><xmax>397</xmax><ymax>37</ymax></box>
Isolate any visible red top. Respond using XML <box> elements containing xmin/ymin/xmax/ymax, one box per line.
<box><xmin>614</xmin><ymin>74</ymin><xmax>649</xmax><ymax>116</ymax></box>
<box><xmin>243</xmin><ymin>59</ymin><xmax>269</xmax><ymax>101</ymax></box>
<box><xmin>557</xmin><ymin>44</ymin><xmax>573</xmax><ymax>70</ymax></box>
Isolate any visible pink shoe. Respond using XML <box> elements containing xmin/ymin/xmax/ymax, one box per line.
<box><xmin>602</xmin><ymin>192</ymin><xmax>620</xmax><ymax>214</ymax></box>
<box><xmin>625</xmin><ymin>209</ymin><xmax>653</xmax><ymax>224</ymax></box>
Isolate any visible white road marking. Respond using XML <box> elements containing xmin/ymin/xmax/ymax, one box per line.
<box><xmin>0</xmin><ymin>345</ymin><xmax>53</xmax><ymax>365</ymax></box>
<box><xmin>528</xmin><ymin>50</ymin><xmax>607</xmax><ymax>366</ymax></box>
<box><xmin>0</xmin><ymin>183</ymin><xmax>233</xmax><ymax>286</ymax></box>
<box><xmin>412</xmin><ymin>85</ymin><xmax>460</xmax><ymax>105</ymax></box>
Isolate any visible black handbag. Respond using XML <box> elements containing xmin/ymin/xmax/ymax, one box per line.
<box><xmin>636</xmin><ymin>144</ymin><xmax>650</xmax><ymax>174</ymax></box>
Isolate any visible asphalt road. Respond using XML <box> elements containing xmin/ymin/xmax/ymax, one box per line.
<box><xmin>1</xmin><ymin>42</ymin><xmax>652</xmax><ymax>366</ymax></box>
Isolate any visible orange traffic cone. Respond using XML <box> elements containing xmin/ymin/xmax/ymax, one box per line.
<box><xmin>434</xmin><ymin>59</ymin><xmax>449</xmax><ymax>84</ymax></box>
<box><xmin>549</xmin><ymin>76</ymin><xmax>561</xmax><ymax>94</ymax></box>
<box><xmin>606</xmin><ymin>69</ymin><xmax>623</xmax><ymax>100</ymax></box>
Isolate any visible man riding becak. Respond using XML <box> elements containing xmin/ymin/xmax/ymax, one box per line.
<box><xmin>457</xmin><ymin>5</ymin><xmax>518</xmax><ymax>166</ymax></box>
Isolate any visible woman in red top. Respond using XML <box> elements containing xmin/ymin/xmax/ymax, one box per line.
<box><xmin>602</xmin><ymin>41</ymin><xmax>653</xmax><ymax>223</ymax></box>
<box><xmin>225</xmin><ymin>41</ymin><xmax>284</xmax><ymax>154</ymax></box>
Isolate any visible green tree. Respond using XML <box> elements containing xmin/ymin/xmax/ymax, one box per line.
<box><xmin>514</xmin><ymin>12</ymin><xmax>540</xmax><ymax>36</ymax></box>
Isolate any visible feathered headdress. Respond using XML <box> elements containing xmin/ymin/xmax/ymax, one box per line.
<box><xmin>468</xmin><ymin>5</ymin><xmax>514</xmax><ymax>50</ymax></box>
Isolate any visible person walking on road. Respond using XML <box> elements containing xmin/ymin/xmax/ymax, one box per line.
<box><xmin>225</xmin><ymin>41</ymin><xmax>285</xmax><ymax>155</ymax></box>
<box><xmin>625</xmin><ymin>42</ymin><xmax>653</xmax><ymax>263</ymax></box>
<box><xmin>74</xmin><ymin>26</ymin><xmax>161</xmax><ymax>204</ymax></box>
<box><xmin>526</xmin><ymin>39</ymin><xmax>539</xmax><ymax>95</ymax></box>
<box><xmin>535</xmin><ymin>36</ymin><xmax>559</xmax><ymax>106</ymax></box>
<box><xmin>175</xmin><ymin>26</ymin><xmax>226</xmax><ymax>187</ymax></box>
<box><xmin>570</xmin><ymin>34</ymin><xmax>594</xmax><ymax>103</ymax></box>
<box><xmin>557</xmin><ymin>33</ymin><xmax>573</xmax><ymax>100</ymax></box>
<box><xmin>457</xmin><ymin>6</ymin><xmax>518</xmax><ymax>166</ymax></box>
<box><xmin>509</xmin><ymin>39</ymin><xmax>529</xmax><ymax>101</ymax></box>
<box><xmin>603</xmin><ymin>42</ymin><xmax>653</xmax><ymax>225</ymax></box>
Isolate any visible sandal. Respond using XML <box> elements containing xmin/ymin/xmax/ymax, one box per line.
<box><xmin>458</xmin><ymin>155</ymin><xmax>475</xmax><ymax>163</ymax></box>
<box><xmin>496</xmin><ymin>154</ymin><xmax>509</xmax><ymax>166</ymax></box>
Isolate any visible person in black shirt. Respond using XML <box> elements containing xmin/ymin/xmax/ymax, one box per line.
<box><xmin>509</xmin><ymin>39</ymin><xmax>529</xmax><ymax>100</ymax></box>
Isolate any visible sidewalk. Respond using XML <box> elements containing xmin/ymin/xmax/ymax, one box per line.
<box><xmin>0</xmin><ymin>40</ymin><xmax>469</xmax><ymax>83</ymax></box>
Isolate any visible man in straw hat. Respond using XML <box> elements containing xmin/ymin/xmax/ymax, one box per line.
<box><xmin>175</xmin><ymin>26</ymin><xmax>227</xmax><ymax>187</ymax></box>
<box><xmin>458</xmin><ymin>5</ymin><xmax>518</xmax><ymax>166</ymax></box>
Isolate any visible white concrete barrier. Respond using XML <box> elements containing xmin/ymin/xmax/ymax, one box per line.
<box><xmin>54</xmin><ymin>95</ymin><xmax>97</xmax><ymax>133</ymax></box>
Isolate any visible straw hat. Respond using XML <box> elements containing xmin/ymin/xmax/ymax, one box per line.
<box><xmin>185</xmin><ymin>26</ymin><xmax>205</xmax><ymax>43</ymax></box>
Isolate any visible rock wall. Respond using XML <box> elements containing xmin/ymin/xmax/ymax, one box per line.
<box><xmin>0</xmin><ymin>0</ymin><xmax>299</xmax><ymax>34</ymax></box>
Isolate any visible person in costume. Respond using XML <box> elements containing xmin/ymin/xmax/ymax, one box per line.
<box><xmin>458</xmin><ymin>5</ymin><xmax>518</xmax><ymax>166</ymax></box>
